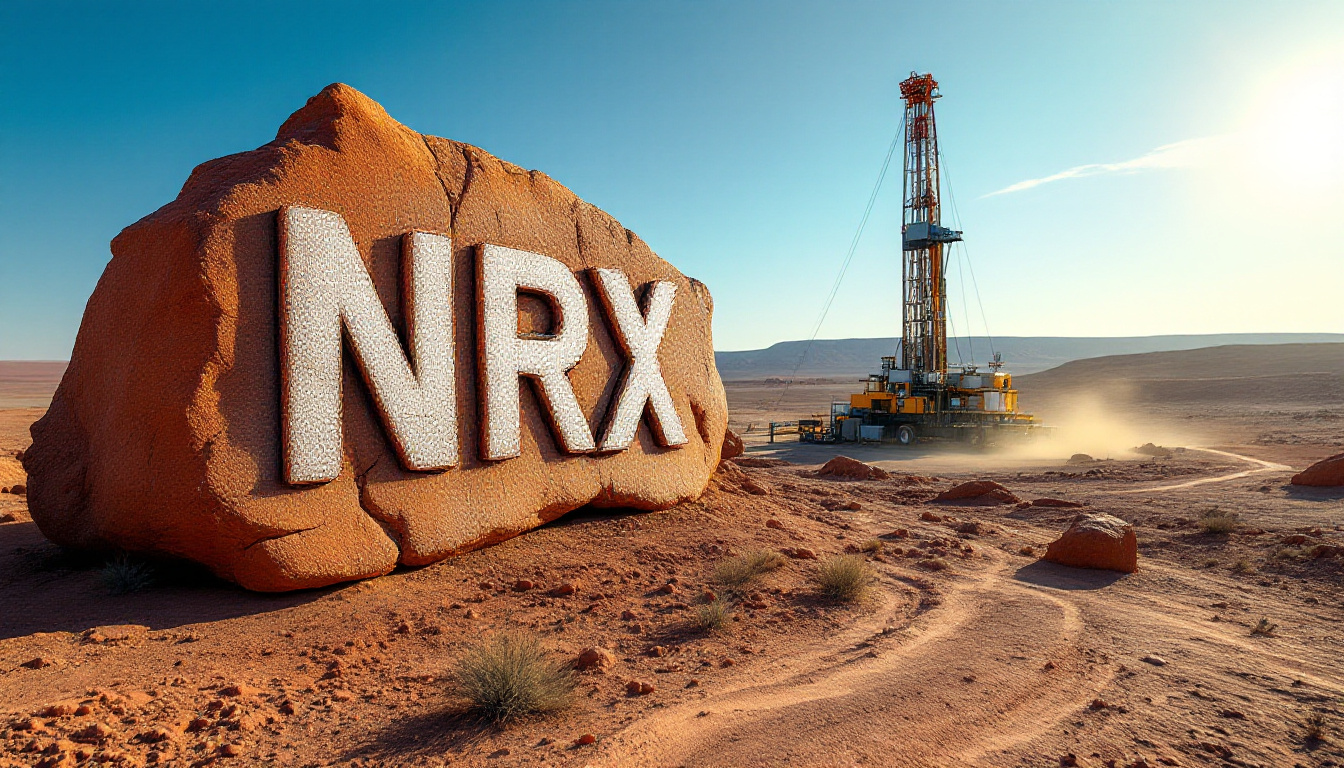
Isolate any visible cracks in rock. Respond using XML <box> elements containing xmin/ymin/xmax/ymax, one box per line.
<box><xmin>242</xmin><ymin>525</ymin><xmax>321</xmax><ymax>552</ymax></box>
<box><xmin>451</xmin><ymin>144</ymin><xmax>476</xmax><ymax>236</ymax></box>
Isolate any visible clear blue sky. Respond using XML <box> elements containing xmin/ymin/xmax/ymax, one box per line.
<box><xmin>2</xmin><ymin>1</ymin><xmax>1342</xmax><ymax>359</ymax></box>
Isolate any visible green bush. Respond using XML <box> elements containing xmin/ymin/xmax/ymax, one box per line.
<box><xmin>814</xmin><ymin>555</ymin><xmax>871</xmax><ymax>603</ymax></box>
<box><xmin>454</xmin><ymin>632</ymin><xmax>575</xmax><ymax>724</ymax></box>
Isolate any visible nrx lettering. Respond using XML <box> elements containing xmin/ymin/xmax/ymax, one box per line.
<box><xmin>278</xmin><ymin>206</ymin><xmax>686</xmax><ymax>485</ymax></box>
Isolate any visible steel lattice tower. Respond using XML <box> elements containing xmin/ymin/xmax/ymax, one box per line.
<box><xmin>899</xmin><ymin>72</ymin><xmax>957</xmax><ymax>376</ymax></box>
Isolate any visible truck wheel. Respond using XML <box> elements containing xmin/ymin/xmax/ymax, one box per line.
<box><xmin>896</xmin><ymin>425</ymin><xmax>916</xmax><ymax>446</ymax></box>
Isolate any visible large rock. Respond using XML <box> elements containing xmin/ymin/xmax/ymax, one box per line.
<box><xmin>933</xmin><ymin>480</ymin><xmax>1021</xmax><ymax>505</ymax></box>
<box><xmin>23</xmin><ymin>84</ymin><xmax>727</xmax><ymax>591</ymax></box>
<box><xmin>1291</xmin><ymin>452</ymin><xmax>1344</xmax><ymax>487</ymax></box>
<box><xmin>1043</xmin><ymin>513</ymin><xmax>1137</xmax><ymax>573</ymax></box>
<box><xmin>817</xmin><ymin>456</ymin><xmax>889</xmax><ymax>481</ymax></box>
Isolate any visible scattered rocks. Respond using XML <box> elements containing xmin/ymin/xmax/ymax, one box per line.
<box><xmin>1291</xmin><ymin>451</ymin><xmax>1344</xmax><ymax>487</ymax></box>
<box><xmin>817</xmin><ymin>456</ymin><xmax>890</xmax><ymax>481</ymax></box>
<box><xmin>625</xmin><ymin>680</ymin><xmax>655</xmax><ymax>695</ymax></box>
<box><xmin>933</xmin><ymin>480</ymin><xmax>1021</xmax><ymax>505</ymax></box>
<box><xmin>1043</xmin><ymin>513</ymin><xmax>1138</xmax><ymax>573</ymax></box>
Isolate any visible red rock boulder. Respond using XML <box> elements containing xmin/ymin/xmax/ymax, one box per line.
<box><xmin>1291</xmin><ymin>452</ymin><xmax>1344</xmax><ymax>487</ymax></box>
<box><xmin>22</xmin><ymin>84</ymin><xmax>727</xmax><ymax>591</ymax></box>
<box><xmin>1043</xmin><ymin>513</ymin><xmax>1137</xmax><ymax>573</ymax></box>
<box><xmin>933</xmin><ymin>480</ymin><xmax>1021</xmax><ymax>505</ymax></box>
<box><xmin>720</xmin><ymin>429</ymin><xmax>744</xmax><ymax>462</ymax></box>
<box><xmin>817</xmin><ymin>456</ymin><xmax>890</xmax><ymax>481</ymax></box>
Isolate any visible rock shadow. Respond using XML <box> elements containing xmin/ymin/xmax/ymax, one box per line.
<box><xmin>0</xmin><ymin>521</ymin><xmax>334</xmax><ymax>640</ymax></box>
<box><xmin>1282</xmin><ymin>484</ymin><xmax>1344</xmax><ymax>502</ymax></box>
<box><xmin>342</xmin><ymin>705</ymin><xmax>500</xmax><ymax>763</ymax></box>
<box><xmin>1013</xmin><ymin>560</ymin><xmax>1128</xmax><ymax>590</ymax></box>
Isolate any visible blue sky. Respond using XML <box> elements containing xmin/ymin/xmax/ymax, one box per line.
<box><xmin>2</xmin><ymin>1</ymin><xmax>1342</xmax><ymax>359</ymax></box>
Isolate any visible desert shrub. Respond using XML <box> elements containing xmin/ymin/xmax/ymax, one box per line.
<box><xmin>1198</xmin><ymin>509</ymin><xmax>1240</xmax><ymax>535</ymax></box>
<box><xmin>859</xmin><ymin>539</ymin><xmax>884</xmax><ymax>554</ymax></box>
<box><xmin>101</xmin><ymin>554</ymin><xmax>154</xmax><ymax>594</ymax></box>
<box><xmin>692</xmin><ymin>600</ymin><xmax>732</xmax><ymax>632</ymax></box>
<box><xmin>919</xmin><ymin>557</ymin><xmax>950</xmax><ymax>571</ymax></box>
<box><xmin>1202</xmin><ymin>558</ymin><xmax>1220</xmax><ymax>568</ymax></box>
<box><xmin>1232</xmin><ymin>558</ymin><xmax>1256</xmax><ymax>574</ymax></box>
<box><xmin>713</xmin><ymin>549</ymin><xmax>786</xmax><ymax>589</ymax></box>
<box><xmin>454</xmin><ymin>632</ymin><xmax>575</xmax><ymax>724</ymax></box>
<box><xmin>1305</xmin><ymin>712</ymin><xmax>1329</xmax><ymax>742</ymax></box>
<box><xmin>1019</xmin><ymin>545</ymin><xmax>1036</xmax><ymax>556</ymax></box>
<box><xmin>1275</xmin><ymin>547</ymin><xmax>1305</xmax><ymax>561</ymax></box>
<box><xmin>814</xmin><ymin>555</ymin><xmax>871</xmax><ymax>603</ymax></box>
<box><xmin>1251</xmin><ymin>617</ymin><xmax>1278</xmax><ymax>637</ymax></box>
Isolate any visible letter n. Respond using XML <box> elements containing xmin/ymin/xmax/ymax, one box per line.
<box><xmin>279</xmin><ymin>206</ymin><xmax>457</xmax><ymax>484</ymax></box>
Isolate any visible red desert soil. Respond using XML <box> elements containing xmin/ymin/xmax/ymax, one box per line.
<box><xmin>2</xmin><ymin>345</ymin><xmax>1343</xmax><ymax>768</ymax></box>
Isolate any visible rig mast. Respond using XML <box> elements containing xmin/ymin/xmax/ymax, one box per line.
<box><xmin>899</xmin><ymin>72</ymin><xmax>962</xmax><ymax>376</ymax></box>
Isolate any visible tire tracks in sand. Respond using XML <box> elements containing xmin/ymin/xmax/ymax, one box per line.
<box><xmin>593</xmin><ymin>552</ymin><xmax>1111</xmax><ymax>768</ymax></box>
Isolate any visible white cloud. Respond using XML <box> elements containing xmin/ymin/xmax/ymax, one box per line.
<box><xmin>984</xmin><ymin>135</ymin><xmax>1231</xmax><ymax>197</ymax></box>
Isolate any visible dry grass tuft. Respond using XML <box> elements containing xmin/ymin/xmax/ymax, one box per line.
<box><xmin>1232</xmin><ymin>558</ymin><xmax>1256</xmax><ymax>574</ymax></box>
<box><xmin>713</xmin><ymin>549</ymin><xmax>786</xmax><ymax>589</ymax></box>
<box><xmin>919</xmin><ymin>557</ymin><xmax>950</xmax><ymax>571</ymax></box>
<box><xmin>454</xmin><ymin>632</ymin><xmax>575</xmax><ymax>724</ymax></box>
<box><xmin>814</xmin><ymin>555</ymin><xmax>871</xmax><ymax>603</ymax></box>
<box><xmin>692</xmin><ymin>600</ymin><xmax>732</xmax><ymax>632</ymax></box>
<box><xmin>101</xmin><ymin>554</ymin><xmax>154</xmax><ymax>595</ymax></box>
<box><xmin>1198</xmin><ymin>509</ymin><xmax>1241</xmax><ymax>535</ymax></box>
<box><xmin>859</xmin><ymin>539</ymin><xmax>884</xmax><ymax>554</ymax></box>
<box><xmin>1305</xmin><ymin>712</ymin><xmax>1330</xmax><ymax>743</ymax></box>
<box><xmin>1250</xmin><ymin>617</ymin><xmax>1278</xmax><ymax>637</ymax></box>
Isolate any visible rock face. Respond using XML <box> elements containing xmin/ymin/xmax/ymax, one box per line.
<box><xmin>23</xmin><ymin>84</ymin><xmax>728</xmax><ymax>591</ymax></box>
<box><xmin>1043</xmin><ymin>513</ymin><xmax>1137</xmax><ymax>573</ymax></box>
<box><xmin>817</xmin><ymin>456</ymin><xmax>890</xmax><ymax>481</ymax></box>
<box><xmin>933</xmin><ymin>480</ymin><xmax>1021</xmax><ymax>505</ymax></box>
<box><xmin>1291</xmin><ymin>452</ymin><xmax>1344</xmax><ymax>487</ymax></box>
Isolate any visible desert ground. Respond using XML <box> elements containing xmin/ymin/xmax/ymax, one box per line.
<box><xmin>1</xmin><ymin>345</ymin><xmax>1342</xmax><ymax>768</ymax></box>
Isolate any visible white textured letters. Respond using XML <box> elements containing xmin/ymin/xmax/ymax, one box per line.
<box><xmin>593</xmin><ymin>269</ymin><xmax>686</xmax><ymax>451</ymax></box>
<box><xmin>479</xmin><ymin>245</ymin><xmax>596</xmax><ymax>459</ymax></box>
<box><xmin>279</xmin><ymin>207</ymin><xmax>458</xmax><ymax>484</ymax></box>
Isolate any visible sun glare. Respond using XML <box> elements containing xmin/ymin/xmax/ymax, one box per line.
<box><xmin>1242</xmin><ymin>55</ymin><xmax>1344</xmax><ymax>191</ymax></box>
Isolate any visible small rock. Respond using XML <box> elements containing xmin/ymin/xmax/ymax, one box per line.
<box><xmin>783</xmin><ymin>548</ymin><xmax>816</xmax><ymax>560</ymax></box>
<box><xmin>550</xmin><ymin>582</ymin><xmax>578</xmax><ymax>596</ymax></box>
<box><xmin>1141</xmin><ymin>655</ymin><xmax>1167</xmax><ymax>666</ymax></box>
<box><xmin>575</xmin><ymin>648</ymin><xmax>615</xmax><ymax>671</ymax></box>
<box><xmin>765</xmin><ymin>519</ymin><xmax>785</xmax><ymax>530</ymax></box>
<box><xmin>647</xmin><ymin>645</ymin><xmax>667</xmax><ymax>658</ymax></box>
<box><xmin>575</xmin><ymin>733</ymin><xmax>597</xmax><ymax>746</ymax></box>
<box><xmin>920</xmin><ymin>511</ymin><xmax>942</xmax><ymax>522</ymax></box>
<box><xmin>620</xmin><ymin>609</ymin><xmax>638</xmax><ymax>620</ymax></box>
<box><xmin>513</xmin><ymin>579</ymin><xmax>535</xmax><ymax>591</ymax></box>
<box><xmin>654</xmin><ymin>583</ymin><xmax>678</xmax><ymax>595</ymax></box>
<box><xmin>21</xmin><ymin>657</ymin><xmax>54</xmax><ymax>669</ymax></box>
<box><xmin>218</xmin><ymin>743</ymin><xmax>243</xmax><ymax>757</ymax></box>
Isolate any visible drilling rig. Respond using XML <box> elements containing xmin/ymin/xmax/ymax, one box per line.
<box><xmin>827</xmin><ymin>72</ymin><xmax>1043</xmax><ymax>446</ymax></box>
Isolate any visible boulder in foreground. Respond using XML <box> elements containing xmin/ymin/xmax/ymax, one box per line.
<box><xmin>1291</xmin><ymin>452</ymin><xmax>1344</xmax><ymax>487</ymax></box>
<box><xmin>23</xmin><ymin>83</ymin><xmax>727</xmax><ymax>591</ymax></box>
<box><xmin>817</xmin><ymin>456</ymin><xmax>890</xmax><ymax>481</ymax></box>
<box><xmin>1043</xmin><ymin>513</ymin><xmax>1137</xmax><ymax>573</ymax></box>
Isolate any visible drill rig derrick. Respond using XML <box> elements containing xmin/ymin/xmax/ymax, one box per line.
<box><xmin>825</xmin><ymin>72</ymin><xmax>1043</xmax><ymax>447</ymax></box>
